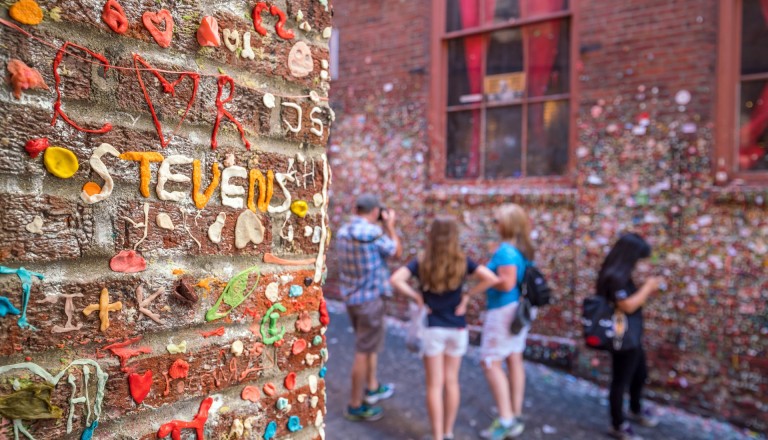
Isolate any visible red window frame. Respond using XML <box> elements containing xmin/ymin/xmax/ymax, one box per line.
<box><xmin>428</xmin><ymin>0</ymin><xmax>578</xmax><ymax>185</ymax></box>
<box><xmin>715</xmin><ymin>0</ymin><xmax>768</xmax><ymax>185</ymax></box>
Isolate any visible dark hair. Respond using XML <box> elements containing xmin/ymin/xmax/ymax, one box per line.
<box><xmin>596</xmin><ymin>233</ymin><xmax>651</xmax><ymax>299</ymax></box>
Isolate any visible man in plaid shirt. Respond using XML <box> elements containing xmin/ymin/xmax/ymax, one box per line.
<box><xmin>337</xmin><ymin>193</ymin><xmax>402</xmax><ymax>421</ymax></box>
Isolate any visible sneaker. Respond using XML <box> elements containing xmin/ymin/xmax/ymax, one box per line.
<box><xmin>487</xmin><ymin>420</ymin><xmax>525</xmax><ymax>440</ymax></box>
<box><xmin>344</xmin><ymin>404</ymin><xmax>384</xmax><ymax>422</ymax></box>
<box><xmin>364</xmin><ymin>383</ymin><xmax>395</xmax><ymax>404</ymax></box>
<box><xmin>480</xmin><ymin>419</ymin><xmax>501</xmax><ymax>439</ymax></box>
<box><xmin>444</xmin><ymin>435</ymin><xmax>455</xmax><ymax>440</ymax></box>
<box><xmin>483</xmin><ymin>419</ymin><xmax>524</xmax><ymax>440</ymax></box>
<box><xmin>627</xmin><ymin>409</ymin><xmax>659</xmax><ymax>428</ymax></box>
<box><xmin>610</xmin><ymin>422</ymin><xmax>643</xmax><ymax>440</ymax></box>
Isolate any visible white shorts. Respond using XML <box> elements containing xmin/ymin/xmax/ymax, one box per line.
<box><xmin>480</xmin><ymin>302</ymin><xmax>531</xmax><ymax>364</ymax></box>
<box><xmin>422</xmin><ymin>327</ymin><xmax>469</xmax><ymax>358</ymax></box>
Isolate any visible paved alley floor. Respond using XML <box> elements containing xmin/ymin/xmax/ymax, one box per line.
<box><xmin>323</xmin><ymin>301</ymin><xmax>763</xmax><ymax>440</ymax></box>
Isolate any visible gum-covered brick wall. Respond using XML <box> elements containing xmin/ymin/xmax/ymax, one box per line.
<box><xmin>326</xmin><ymin>0</ymin><xmax>768</xmax><ymax>432</ymax></box>
<box><xmin>0</xmin><ymin>0</ymin><xmax>332</xmax><ymax>438</ymax></box>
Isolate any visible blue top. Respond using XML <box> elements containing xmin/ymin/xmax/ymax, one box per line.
<box><xmin>406</xmin><ymin>257</ymin><xmax>478</xmax><ymax>328</ymax></box>
<box><xmin>336</xmin><ymin>216</ymin><xmax>397</xmax><ymax>305</ymax></box>
<box><xmin>485</xmin><ymin>243</ymin><xmax>526</xmax><ymax>310</ymax></box>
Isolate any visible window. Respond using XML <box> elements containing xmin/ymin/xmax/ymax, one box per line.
<box><xmin>431</xmin><ymin>0</ymin><xmax>574</xmax><ymax>182</ymax></box>
<box><xmin>716</xmin><ymin>0</ymin><xmax>768</xmax><ymax>183</ymax></box>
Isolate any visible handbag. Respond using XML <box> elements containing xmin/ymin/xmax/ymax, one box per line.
<box><xmin>405</xmin><ymin>302</ymin><xmax>427</xmax><ymax>353</ymax></box>
<box><xmin>582</xmin><ymin>295</ymin><xmax>641</xmax><ymax>352</ymax></box>
<box><xmin>509</xmin><ymin>295</ymin><xmax>534</xmax><ymax>335</ymax></box>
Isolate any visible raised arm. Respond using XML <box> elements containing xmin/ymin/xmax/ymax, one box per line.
<box><xmin>389</xmin><ymin>266</ymin><xmax>423</xmax><ymax>307</ymax></box>
<box><xmin>381</xmin><ymin>210</ymin><xmax>402</xmax><ymax>259</ymax></box>
<box><xmin>616</xmin><ymin>276</ymin><xmax>662</xmax><ymax>314</ymax></box>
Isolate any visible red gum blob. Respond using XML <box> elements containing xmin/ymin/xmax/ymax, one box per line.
<box><xmin>263</xmin><ymin>382</ymin><xmax>276</xmax><ymax>396</ymax></box>
<box><xmin>7</xmin><ymin>59</ymin><xmax>48</xmax><ymax>100</ymax></box>
<box><xmin>252</xmin><ymin>2</ymin><xmax>269</xmax><ymax>36</ymax></box>
<box><xmin>24</xmin><ymin>137</ymin><xmax>48</xmax><ymax>158</ymax></box>
<box><xmin>241</xmin><ymin>386</ymin><xmax>260</xmax><ymax>403</ymax></box>
<box><xmin>284</xmin><ymin>372</ymin><xmax>296</xmax><ymax>390</ymax></box>
<box><xmin>101</xmin><ymin>0</ymin><xmax>128</xmax><ymax>34</ymax></box>
<box><xmin>292</xmin><ymin>339</ymin><xmax>307</xmax><ymax>355</ymax></box>
<box><xmin>200</xmin><ymin>326</ymin><xmax>225</xmax><ymax>338</ymax></box>
<box><xmin>128</xmin><ymin>370</ymin><xmax>152</xmax><ymax>404</ymax></box>
<box><xmin>168</xmin><ymin>359</ymin><xmax>189</xmax><ymax>379</ymax></box>
<box><xmin>212</xmin><ymin>75</ymin><xmax>250</xmax><ymax>150</ymax></box>
<box><xmin>319</xmin><ymin>298</ymin><xmax>330</xmax><ymax>326</ymax></box>
<box><xmin>157</xmin><ymin>397</ymin><xmax>213</xmax><ymax>440</ymax></box>
<box><xmin>270</xmin><ymin>5</ymin><xmax>294</xmax><ymax>40</ymax></box>
<box><xmin>110</xmin><ymin>250</ymin><xmax>147</xmax><ymax>273</ymax></box>
<box><xmin>196</xmin><ymin>16</ymin><xmax>220</xmax><ymax>47</ymax></box>
<box><xmin>103</xmin><ymin>336</ymin><xmax>152</xmax><ymax>370</ymax></box>
<box><xmin>133</xmin><ymin>54</ymin><xmax>199</xmax><ymax>148</ymax></box>
<box><xmin>142</xmin><ymin>9</ymin><xmax>173</xmax><ymax>48</ymax></box>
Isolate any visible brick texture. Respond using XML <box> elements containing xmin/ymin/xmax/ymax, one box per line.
<box><xmin>0</xmin><ymin>0</ymin><xmax>332</xmax><ymax>438</ymax></box>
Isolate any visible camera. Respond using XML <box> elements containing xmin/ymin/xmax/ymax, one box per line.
<box><xmin>378</xmin><ymin>207</ymin><xmax>388</xmax><ymax>222</ymax></box>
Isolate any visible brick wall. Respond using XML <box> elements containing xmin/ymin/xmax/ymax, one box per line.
<box><xmin>0</xmin><ymin>0</ymin><xmax>332</xmax><ymax>438</ymax></box>
<box><xmin>329</xmin><ymin>0</ymin><xmax>768</xmax><ymax>432</ymax></box>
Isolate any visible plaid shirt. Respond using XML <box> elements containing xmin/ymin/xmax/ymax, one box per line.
<box><xmin>336</xmin><ymin>216</ymin><xmax>397</xmax><ymax>305</ymax></box>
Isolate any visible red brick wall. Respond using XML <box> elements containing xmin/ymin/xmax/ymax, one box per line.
<box><xmin>329</xmin><ymin>0</ymin><xmax>768</xmax><ymax>431</ymax></box>
<box><xmin>0</xmin><ymin>0</ymin><xmax>332</xmax><ymax>438</ymax></box>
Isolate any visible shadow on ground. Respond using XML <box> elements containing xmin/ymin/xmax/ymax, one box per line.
<box><xmin>324</xmin><ymin>302</ymin><xmax>760</xmax><ymax>440</ymax></box>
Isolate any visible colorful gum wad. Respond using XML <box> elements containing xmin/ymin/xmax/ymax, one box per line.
<box><xmin>43</xmin><ymin>146</ymin><xmax>79</xmax><ymax>178</ymax></box>
<box><xmin>290</xmin><ymin>200</ymin><xmax>309</xmax><ymax>218</ymax></box>
<box><xmin>9</xmin><ymin>0</ymin><xmax>43</xmax><ymax>25</ymax></box>
<box><xmin>196</xmin><ymin>16</ymin><xmax>220</xmax><ymax>47</ymax></box>
<box><xmin>7</xmin><ymin>59</ymin><xmax>48</xmax><ymax>99</ymax></box>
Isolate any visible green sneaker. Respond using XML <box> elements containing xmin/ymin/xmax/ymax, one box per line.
<box><xmin>344</xmin><ymin>404</ymin><xmax>384</xmax><ymax>422</ymax></box>
<box><xmin>364</xmin><ymin>382</ymin><xmax>395</xmax><ymax>404</ymax></box>
<box><xmin>482</xmin><ymin>418</ymin><xmax>524</xmax><ymax>440</ymax></box>
<box><xmin>480</xmin><ymin>419</ymin><xmax>501</xmax><ymax>439</ymax></box>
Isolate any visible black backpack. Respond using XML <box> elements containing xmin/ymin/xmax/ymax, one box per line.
<box><xmin>582</xmin><ymin>295</ymin><xmax>641</xmax><ymax>352</ymax></box>
<box><xmin>520</xmin><ymin>264</ymin><xmax>552</xmax><ymax>307</ymax></box>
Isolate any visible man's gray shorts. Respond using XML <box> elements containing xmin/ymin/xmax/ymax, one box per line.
<box><xmin>346</xmin><ymin>297</ymin><xmax>385</xmax><ymax>353</ymax></box>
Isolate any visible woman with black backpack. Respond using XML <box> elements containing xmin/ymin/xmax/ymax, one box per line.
<box><xmin>596</xmin><ymin>233</ymin><xmax>663</xmax><ymax>440</ymax></box>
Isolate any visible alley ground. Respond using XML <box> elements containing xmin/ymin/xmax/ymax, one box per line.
<box><xmin>323</xmin><ymin>301</ymin><xmax>763</xmax><ymax>440</ymax></box>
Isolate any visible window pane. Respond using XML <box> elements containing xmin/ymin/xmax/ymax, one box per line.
<box><xmin>486</xmin><ymin>29</ymin><xmax>524</xmax><ymax>103</ymax></box>
<box><xmin>486</xmin><ymin>0</ymin><xmax>521</xmax><ymax>23</ymax></box>
<box><xmin>485</xmin><ymin>106</ymin><xmax>522</xmax><ymax>178</ymax></box>
<box><xmin>521</xmin><ymin>0</ymin><xmax>569</xmax><ymax>19</ymax></box>
<box><xmin>484</xmin><ymin>0</ymin><xmax>569</xmax><ymax>25</ymax></box>
<box><xmin>448</xmin><ymin>37</ymin><xmax>484</xmax><ymax>106</ymax></box>
<box><xmin>447</xmin><ymin>110</ymin><xmax>482</xmax><ymax>178</ymax></box>
<box><xmin>527</xmin><ymin>101</ymin><xmax>569</xmax><ymax>176</ymax></box>
<box><xmin>447</xmin><ymin>0</ymin><xmax>479</xmax><ymax>32</ymax></box>
<box><xmin>738</xmin><ymin>80</ymin><xmax>768</xmax><ymax>172</ymax></box>
<box><xmin>526</xmin><ymin>19</ymin><xmax>570</xmax><ymax>97</ymax></box>
<box><xmin>741</xmin><ymin>0</ymin><xmax>768</xmax><ymax>75</ymax></box>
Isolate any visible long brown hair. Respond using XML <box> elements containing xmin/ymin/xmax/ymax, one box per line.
<box><xmin>494</xmin><ymin>204</ymin><xmax>535</xmax><ymax>260</ymax></box>
<box><xmin>418</xmin><ymin>217</ymin><xmax>466</xmax><ymax>293</ymax></box>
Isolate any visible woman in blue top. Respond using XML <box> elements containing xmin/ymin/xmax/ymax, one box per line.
<box><xmin>465</xmin><ymin>204</ymin><xmax>534</xmax><ymax>440</ymax></box>
<box><xmin>391</xmin><ymin>217</ymin><xmax>499</xmax><ymax>440</ymax></box>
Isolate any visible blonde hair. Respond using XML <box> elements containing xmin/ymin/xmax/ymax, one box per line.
<box><xmin>418</xmin><ymin>217</ymin><xmax>466</xmax><ymax>294</ymax></box>
<box><xmin>494</xmin><ymin>204</ymin><xmax>535</xmax><ymax>260</ymax></box>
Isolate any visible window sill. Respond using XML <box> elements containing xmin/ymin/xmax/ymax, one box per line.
<box><xmin>711</xmin><ymin>182</ymin><xmax>768</xmax><ymax>206</ymax></box>
<box><xmin>425</xmin><ymin>182</ymin><xmax>578</xmax><ymax>206</ymax></box>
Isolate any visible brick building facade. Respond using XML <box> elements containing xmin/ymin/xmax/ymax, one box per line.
<box><xmin>328</xmin><ymin>0</ymin><xmax>768</xmax><ymax>431</ymax></box>
<box><xmin>0</xmin><ymin>0</ymin><xmax>331</xmax><ymax>438</ymax></box>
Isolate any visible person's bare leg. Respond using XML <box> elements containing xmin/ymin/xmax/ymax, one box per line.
<box><xmin>483</xmin><ymin>359</ymin><xmax>513</xmax><ymax>421</ymax></box>
<box><xmin>366</xmin><ymin>352</ymin><xmax>379</xmax><ymax>391</ymax></box>
<box><xmin>349</xmin><ymin>352</ymin><xmax>368</xmax><ymax>407</ymax></box>
<box><xmin>506</xmin><ymin>353</ymin><xmax>525</xmax><ymax>417</ymax></box>
<box><xmin>424</xmin><ymin>354</ymin><xmax>445</xmax><ymax>440</ymax></box>
<box><xmin>443</xmin><ymin>354</ymin><xmax>463</xmax><ymax>437</ymax></box>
